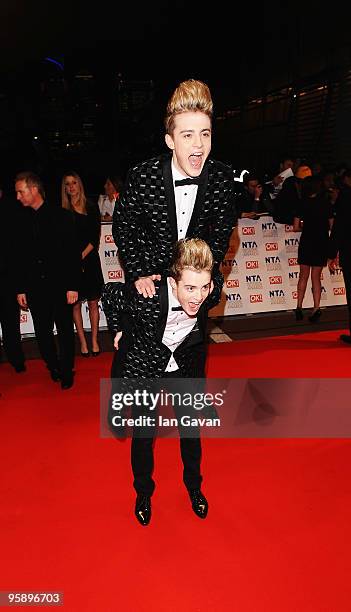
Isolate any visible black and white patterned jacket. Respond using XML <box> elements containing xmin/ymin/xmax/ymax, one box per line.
<box><xmin>101</xmin><ymin>275</ymin><xmax>223</xmax><ymax>379</ymax></box>
<box><xmin>112</xmin><ymin>153</ymin><xmax>237</xmax><ymax>284</ymax></box>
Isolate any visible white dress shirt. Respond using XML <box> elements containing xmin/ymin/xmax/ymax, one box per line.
<box><xmin>162</xmin><ymin>278</ymin><xmax>197</xmax><ymax>372</ymax></box>
<box><xmin>172</xmin><ymin>163</ymin><xmax>198</xmax><ymax>239</ymax></box>
<box><xmin>98</xmin><ymin>194</ymin><xmax>116</xmax><ymax>217</ymax></box>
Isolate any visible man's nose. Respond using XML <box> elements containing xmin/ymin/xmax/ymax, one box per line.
<box><xmin>194</xmin><ymin>134</ymin><xmax>203</xmax><ymax>148</ymax></box>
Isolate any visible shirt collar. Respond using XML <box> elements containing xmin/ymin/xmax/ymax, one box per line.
<box><xmin>171</xmin><ymin>162</ymin><xmax>197</xmax><ymax>188</ymax></box>
<box><xmin>167</xmin><ymin>277</ymin><xmax>182</xmax><ymax>310</ymax></box>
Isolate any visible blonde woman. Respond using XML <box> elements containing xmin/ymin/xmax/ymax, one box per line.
<box><xmin>61</xmin><ymin>171</ymin><xmax>104</xmax><ymax>356</ymax></box>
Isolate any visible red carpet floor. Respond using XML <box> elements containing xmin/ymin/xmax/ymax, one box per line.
<box><xmin>1</xmin><ymin>329</ymin><xmax>351</xmax><ymax>611</ymax></box>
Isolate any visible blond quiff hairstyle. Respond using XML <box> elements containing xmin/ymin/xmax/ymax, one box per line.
<box><xmin>170</xmin><ymin>238</ymin><xmax>214</xmax><ymax>281</ymax></box>
<box><xmin>164</xmin><ymin>79</ymin><xmax>213</xmax><ymax>135</ymax></box>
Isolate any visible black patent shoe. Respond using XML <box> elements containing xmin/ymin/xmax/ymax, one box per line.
<box><xmin>294</xmin><ymin>307</ymin><xmax>304</xmax><ymax>321</ymax></box>
<box><xmin>308</xmin><ymin>308</ymin><xmax>322</xmax><ymax>323</ymax></box>
<box><xmin>61</xmin><ymin>372</ymin><xmax>74</xmax><ymax>390</ymax></box>
<box><xmin>188</xmin><ymin>489</ymin><xmax>208</xmax><ymax>519</ymax></box>
<box><xmin>13</xmin><ymin>363</ymin><xmax>26</xmax><ymax>373</ymax></box>
<box><xmin>135</xmin><ymin>494</ymin><xmax>151</xmax><ymax>526</ymax></box>
<box><xmin>340</xmin><ymin>334</ymin><xmax>351</xmax><ymax>345</ymax></box>
<box><xmin>49</xmin><ymin>368</ymin><xmax>61</xmax><ymax>382</ymax></box>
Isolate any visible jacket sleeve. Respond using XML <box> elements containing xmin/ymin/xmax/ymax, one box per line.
<box><xmin>112</xmin><ymin>167</ymin><xmax>164</xmax><ymax>280</ymax></box>
<box><xmin>101</xmin><ymin>282</ymin><xmax>129</xmax><ymax>333</ymax></box>
<box><xmin>205</xmin><ymin>269</ymin><xmax>224</xmax><ymax>311</ymax></box>
<box><xmin>61</xmin><ymin>209</ymin><xmax>81</xmax><ymax>292</ymax></box>
<box><xmin>328</xmin><ymin>214</ymin><xmax>340</xmax><ymax>260</ymax></box>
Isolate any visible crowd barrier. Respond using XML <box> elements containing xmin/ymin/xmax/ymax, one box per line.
<box><xmin>14</xmin><ymin>218</ymin><xmax>347</xmax><ymax>337</ymax></box>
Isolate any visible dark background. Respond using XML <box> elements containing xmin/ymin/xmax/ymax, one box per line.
<box><xmin>1</xmin><ymin>1</ymin><xmax>350</xmax><ymax>199</ymax></box>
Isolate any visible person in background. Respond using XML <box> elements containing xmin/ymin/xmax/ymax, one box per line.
<box><xmin>98</xmin><ymin>174</ymin><xmax>124</xmax><ymax>222</ymax></box>
<box><xmin>235</xmin><ymin>172</ymin><xmax>274</xmax><ymax>219</ymax></box>
<box><xmin>15</xmin><ymin>171</ymin><xmax>80</xmax><ymax>389</ymax></box>
<box><xmin>266</xmin><ymin>155</ymin><xmax>295</xmax><ymax>201</ymax></box>
<box><xmin>0</xmin><ymin>188</ymin><xmax>26</xmax><ymax>373</ymax></box>
<box><xmin>273</xmin><ymin>164</ymin><xmax>312</xmax><ymax>225</ymax></box>
<box><xmin>293</xmin><ymin>175</ymin><xmax>334</xmax><ymax>322</ymax></box>
<box><xmin>328</xmin><ymin>169</ymin><xmax>351</xmax><ymax>344</ymax></box>
<box><xmin>61</xmin><ymin>171</ymin><xmax>104</xmax><ymax>357</ymax></box>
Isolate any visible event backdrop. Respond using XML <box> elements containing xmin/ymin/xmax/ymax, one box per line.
<box><xmin>15</xmin><ymin>218</ymin><xmax>346</xmax><ymax>336</ymax></box>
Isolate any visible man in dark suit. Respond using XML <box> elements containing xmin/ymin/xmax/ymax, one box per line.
<box><xmin>102</xmin><ymin>238</ymin><xmax>223</xmax><ymax>526</ymax></box>
<box><xmin>0</xmin><ymin>193</ymin><xmax>26</xmax><ymax>372</ymax></box>
<box><xmin>112</xmin><ymin>78</ymin><xmax>237</xmax><ymax>300</ymax></box>
<box><xmin>328</xmin><ymin>169</ymin><xmax>351</xmax><ymax>344</ymax></box>
<box><xmin>15</xmin><ymin>171</ymin><xmax>81</xmax><ymax>389</ymax></box>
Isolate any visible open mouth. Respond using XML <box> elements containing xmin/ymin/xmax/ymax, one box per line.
<box><xmin>189</xmin><ymin>153</ymin><xmax>202</xmax><ymax>171</ymax></box>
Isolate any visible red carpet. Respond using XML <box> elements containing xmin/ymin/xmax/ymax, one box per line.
<box><xmin>1</xmin><ymin>329</ymin><xmax>351</xmax><ymax>611</ymax></box>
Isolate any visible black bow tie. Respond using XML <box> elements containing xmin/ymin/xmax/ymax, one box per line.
<box><xmin>174</xmin><ymin>176</ymin><xmax>203</xmax><ymax>187</ymax></box>
<box><xmin>171</xmin><ymin>305</ymin><xmax>183</xmax><ymax>311</ymax></box>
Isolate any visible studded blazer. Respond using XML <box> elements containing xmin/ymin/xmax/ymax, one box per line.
<box><xmin>112</xmin><ymin>154</ymin><xmax>237</xmax><ymax>284</ymax></box>
<box><xmin>101</xmin><ymin>275</ymin><xmax>223</xmax><ymax>379</ymax></box>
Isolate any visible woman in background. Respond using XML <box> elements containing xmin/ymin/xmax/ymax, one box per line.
<box><xmin>98</xmin><ymin>174</ymin><xmax>124</xmax><ymax>222</ymax></box>
<box><xmin>61</xmin><ymin>171</ymin><xmax>104</xmax><ymax>356</ymax></box>
<box><xmin>293</xmin><ymin>175</ymin><xmax>334</xmax><ymax>322</ymax></box>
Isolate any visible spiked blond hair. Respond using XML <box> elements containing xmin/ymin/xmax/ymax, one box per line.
<box><xmin>164</xmin><ymin>79</ymin><xmax>213</xmax><ymax>135</ymax></box>
<box><xmin>170</xmin><ymin>238</ymin><xmax>213</xmax><ymax>281</ymax></box>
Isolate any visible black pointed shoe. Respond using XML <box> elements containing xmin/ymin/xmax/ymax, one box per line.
<box><xmin>308</xmin><ymin>308</ymin><xmax>322</xmax><ymax>323</ymax></box>
<box><xmin>49</xmin><ymin>368</ymin><xmax>61</xmax><ymax>382</ymax></box>
<box><xmin>340</xmin><ymin>334</ymin><xmax>351</xmax><ymax>345</ymax></box>
<box><xmin>294</xmin><ymin>307</ymin><xmax>304</xmax><ymax>321</ymax></box>
<box><xmin>61</xmin><ymin>372</ymin><xmax>74</xmax><ymax>390</ymax></box>
<box><xmin>135</xmin><ymin>494</ymin><xmax>151</xmax><ymax>526</ymax></box>
<box><xmin>188</xmin><ymin>489</ymin><xmax>208</xmax><ymax>519</ymax></box>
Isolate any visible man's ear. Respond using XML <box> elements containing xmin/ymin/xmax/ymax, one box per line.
<box><xmin>165</xmin><ymin>133</ymin><xmax>174</xmax><ymax>151</ymax></box>
<box><xmin>169</xmin><ymin>277</ymin><xmax>177</xmax><ymax>289</ymax></box>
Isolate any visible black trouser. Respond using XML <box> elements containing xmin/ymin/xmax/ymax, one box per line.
<box><xmin>131</xmin><ymin>372</ymin><xmax>202</xmax><ymax>496</ymax></box>
<box><xmin>342</xmin><ymin>262</ymin><xmax>351</xmax><ymax>334</ymax></box>
<box><xmin>27</xmin><ymin>285</ymin><xmax>75</xmax><ymax>376</ymax></box>
<box><xmin>0</xmin><ymin>290</ymin><xmax>25</xmax><ymax>367</ymax></box>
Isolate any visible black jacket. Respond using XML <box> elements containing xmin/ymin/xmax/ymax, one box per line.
<box><xmin>16</xmin><ymin>202</ymin><xmax>81</xmax><ymax>294</ymax></box>
<box><xmin>112</xmin><ymin>154</ymin><xmax>237</xmax><ymax>286</ymax></box>
<box><xmin>101</xmin><ymin>274</ymin><xmax>223</xmax><ymax>378</ymax></box>
<box><xmin>328</xmin><ymin>185</ymin><xmax>351</xmax><ymax>267</ymax></box>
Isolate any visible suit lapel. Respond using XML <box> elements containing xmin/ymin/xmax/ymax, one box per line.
<box><xmin>156</xmin><ymin>279</ymin><xmax>169</xmax><ymax>342</ymax></box>
<box><xmin>187</xmin><ymin>162</ymin><xmax>209</xmax><ymax>236</ymax></box>
<box><xmin>162</xmin><ymin>156</ymin><xmax>178</xmax><ymax>243</ymax></box>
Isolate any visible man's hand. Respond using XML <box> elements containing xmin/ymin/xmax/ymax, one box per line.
<box><xmin>67</xmin><ymin>291</ymin><xmax>79</xmax><ymax>304</ymax></box>
<box><xmin>17</xmin><ymin>293</ymin><xmax>28</xmax><ymax>310</ymax></box>
<box><xmin>328</xmin><ymin>257</ymin><xmax>338</xmax><ymax>272</ymax></box>
<box><xmin>134</xmin><ymin>275</ymin><xmax>161</xmax><ymax>298</ymax></box>
<box><xmin>272</xmin><ymin>175</ymin><xmax>284</xmax><ymax>187</ymax></box>
<box><xmin>114</xmin><ymin>331</ymin><xmax>123</xmax><ymax>350</ymax></box>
